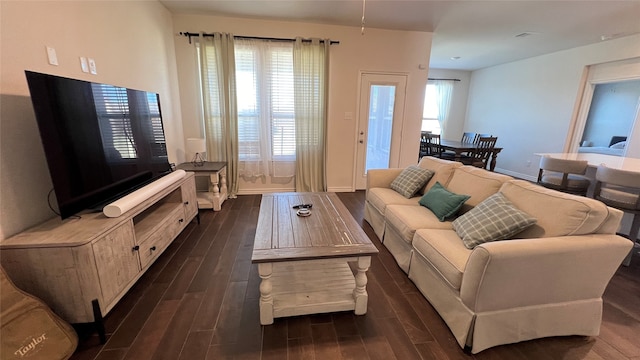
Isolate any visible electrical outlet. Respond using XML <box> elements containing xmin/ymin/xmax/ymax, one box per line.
<box><xmin>80</xmin><ymin>57</ymin><xmax>89</xmax><ymax>73</ymax></box>
<box><xmin>88</xmin><ymin>58</ymin><xmax>97</xmax><ymax>75</ymax></box>
<box><xmin>526</xmin><ymin>160</ymin><xmax>531</xmax><ymax>167</ymax></box>
<box><xmin>46</xmin><ymin>46</ymin><xmax>58</xmax><ymax>66</ymax></box>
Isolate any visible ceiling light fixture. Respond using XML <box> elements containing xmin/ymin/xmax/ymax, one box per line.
<box><xmin>361</xmin><ymin>0</ymin><xmax>366</xmax><ymax>35</ymax></box>
<box><xmin>600</xmin><ymin>33</ymin><xmax>625</xmax><ymax>41</ymax></box>
<box><xmin>515</xmin><ymin>31</ymin><xmax>539</xmax><ymax>38</ymax></box>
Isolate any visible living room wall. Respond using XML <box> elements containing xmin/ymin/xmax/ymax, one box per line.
<box><xmin>0</xmin><ymin>1</ymin><xmax>183</xmax><ymax>239</ymax></box>
<box><xmin>465</xmin><ymin>34</ymin><xmax>640</xmax><ymax>181</ymax></box>
<box><xmin>171</xmin><ymin>14</ymin><xmax>432</xmax><ymax>194</ymax></box>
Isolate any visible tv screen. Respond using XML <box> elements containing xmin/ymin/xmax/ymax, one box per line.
<box><xmin>25</xmin><ymin>71</ymin><xmax>172</xmax><ymax>219</ymax></box>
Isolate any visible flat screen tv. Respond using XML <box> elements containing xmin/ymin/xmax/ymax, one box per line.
<box><xmin>25</xmin><ymin>70</ymin><xmax>172</xmax><ymax>219</ymax></box>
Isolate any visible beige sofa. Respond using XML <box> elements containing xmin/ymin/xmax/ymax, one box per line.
<box><xmin>364</xmin><ymin>157</ymin><xmax>632</xmax><ymax>353</ymax></box>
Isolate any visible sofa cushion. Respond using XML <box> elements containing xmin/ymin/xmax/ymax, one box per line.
<box><xmin>417</xmin><ymin>156</ymin><xmax>462</xmax><ymax>194</ymax></box>
<box><xmin>452</xmin><ymin>192</ymin><xmax>537</xmax><ymax>249</ymax></box>
<box><xmin>385</xmin><ymin>205</ymin><xmax>454</xmax><ymax>244</ymax></box>
<box><xmin>419</xmin><ymin>182</ymin><xmax>471</xmax><ymax>221</ymax></box>
<box><xmin>500</xmin><ymin>180</ymin><xmax>612</xmax><ymax>238</ymax></box>
<box><xmin>446</xmin><ymin>166</ymin><xmax>513</xmax><ymax>213</ymax></box>
<box><xmin>413</xmin><ymin>229</ymin><xmax>472</xmax><ymax>290</ymax></box>
<box><xmin>367</xmin><ymin>188</ymin><xmax>421</xmax><ymax>215</ymax></box>
<box><xmin>390</xmin><ymin>166</ymin><xmax>435</xmax><ymax>198</ymax></box>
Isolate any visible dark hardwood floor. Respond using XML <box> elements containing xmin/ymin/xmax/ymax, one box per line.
<box><xmin>70</xmin><ymin>191</ymin><xmax>640</xmax><ymax>360</ymax></box>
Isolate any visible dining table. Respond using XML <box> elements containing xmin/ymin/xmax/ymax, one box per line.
<box><xmin>440</xmin><ymin>139</ymin><xmax>503</xmax><ymax>171</ymax></box>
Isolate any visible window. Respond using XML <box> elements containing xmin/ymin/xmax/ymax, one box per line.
<box><xmin>422</xmin><ymin>83</ymin><xmax>441</xmax><ymax>134</ymax></box>
<box><xmin>235</xmin><ymin>40</ymin><xmax>295</xmax><ymax>162</ymax></box>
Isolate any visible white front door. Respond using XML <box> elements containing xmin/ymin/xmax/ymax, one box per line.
<box><xmin>354</xmin><ymin>73</ymin><xmax>408</xmax><ymax>190</ymax></box>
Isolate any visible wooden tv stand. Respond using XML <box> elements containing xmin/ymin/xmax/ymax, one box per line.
<box><xmin>0</xmin><ymin>172</ymin><xmax>198</xmax><ymax>340</ymax></box>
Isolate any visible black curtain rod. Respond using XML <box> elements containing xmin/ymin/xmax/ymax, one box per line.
<box><xmin>179</xmin><ymin>32</ymin><xmax>339</xmax><ymax>45</ymax></box>
<box><xmin>428</xmin><ymin>78</ymin><xmax>461</xmax><ymax>82</ymax></box>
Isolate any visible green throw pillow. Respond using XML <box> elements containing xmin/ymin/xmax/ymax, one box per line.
<box><xmin>419</xmin><ymin>182</ymin><xmax>470</xmax><ymax>221</ymax></box>
<box><xmin>390</xmin><ymin>166</ymin><xmax>435</xmax><ymax>198</ymax></box>
<box><xmin>452</xmin><ymin>192</ymin><xmax>537</xmax><ymax>249</ymax></box>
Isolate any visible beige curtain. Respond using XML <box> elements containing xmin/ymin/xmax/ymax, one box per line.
<box><xmin>197</xmin><ymin>33</ymin><xmax>239</xmax><ymax>197</ymax></box>
<box><xmin>293</xmin><ymin>38</ymin><xmax>329</xmax><ymax>192</ymax></box>
<box><xmin>432</xmin><ymin>79</ymin><xmax>454</xmax><ymax>136</ymax></box>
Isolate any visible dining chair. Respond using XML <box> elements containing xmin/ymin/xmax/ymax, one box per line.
<box><xmin>419</xmin><ymin>133</ymin><xmax>442</xmax><ymax>160</ymax></box>
<box><xmin>473</xmin><ymin>133</ymin><xmax>492</xmax><ymax>143</ymax></box>
<box><xmin>459</xmin><ymin>136</ymin><xmax>497</xmax><ymax>169</ymax></box>
<box><xmin>419</xmin><ymin>132</ymin><xmax>429</xmax><ymax>160</ymax></box>
<box><xmin>593</xmin><ymin>164</ymin><xmax>640</xmax><ymax>265</ymax></box>
<box><xmin>536</xmin><ymin>156</ymin><xmax>590</xmax><ymax>196</ymax></box>
<box><xmin>461</xmin><ymin>132</ymin><xmax>476</xmax><ymax>143</ymax></box>
<box><xmin>427</xmin><ymin>133</ymin><xmax>442</xmax><ymax>158</ymax></box>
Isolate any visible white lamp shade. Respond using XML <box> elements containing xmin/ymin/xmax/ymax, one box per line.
<box><xmin>186</xmin><ymin>138</ymin><xmax>206</xmax><ymax>154</ymax></box>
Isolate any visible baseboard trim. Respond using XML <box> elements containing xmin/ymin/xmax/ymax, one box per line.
<box><xmin>237</xmin><ymin>186</ymin><xmax>355</xmax><ymax>195</ymax></box>
<box><xmin>328</xmin><ymin>186</ymin><xmax>355</xmax><ymax>193</ymax></box>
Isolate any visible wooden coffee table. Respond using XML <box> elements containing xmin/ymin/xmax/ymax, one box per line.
<box><xmin>252</xmin><ymin>192</ymin><xmax>379</xmax><ymax>325</ymax></box>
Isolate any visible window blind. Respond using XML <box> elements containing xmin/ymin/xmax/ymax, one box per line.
<box><xmin>235</xmin><ymin>39</ymin><xmax>295</xmax><ymax>161</ymax></box>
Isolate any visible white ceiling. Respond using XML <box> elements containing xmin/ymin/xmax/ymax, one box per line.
<box><xmin>161</xmin><ymin>0</ymin><xmax>640</xmax><ymax>71</ymax></box>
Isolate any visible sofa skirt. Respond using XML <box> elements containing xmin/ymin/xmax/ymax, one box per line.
<box><xmin>382</xmin><ymin>223</ymin><xmax>414</xmax><ymax>273</ymax></box>
<box><xmin>364</xmin><ymin>201</ymin><xmax>386</xmax><ymax>241</ymax></box>
<box><xmin>408</xmin><ymin>249</ymin><xmax>475</xmax><ymax>349</ymax></box>
<box><xmin>408</xmin><ymin>248</ymin><xmax>604</xmax><ymax>353</ymax></box>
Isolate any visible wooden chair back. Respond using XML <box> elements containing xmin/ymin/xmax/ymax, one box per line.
<box><xmin>419</xmin><ymin>133</ymin><xmax>441</xmax><ymax>160</ymax></box>
<box><xmin>467</xmin><ymin>136</ymin><xmax>497</xmax><ymax>169</ymax></box>
<box><xmin>473</xmin><ymin>133</ymin><xmax>492</xmax><ymax>144</ymax></box>
<box><xmin>461</xmin><ymin>132</ymin><xmax>476</xmax><ymax>143</ymax></box>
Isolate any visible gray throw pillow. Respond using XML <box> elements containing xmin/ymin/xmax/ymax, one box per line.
<box><xmin>390</xmin><ymin>166</ymin><xmax>435</xmax><ymax>198</ymax></box>
<box><xmin>452</xmin><ymin>192</ymin><xmax>537</xmax><ymax>249</ymax></box>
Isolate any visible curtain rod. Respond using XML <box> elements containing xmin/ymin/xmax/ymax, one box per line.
<box><xmin>179</xmin><ymin>32</ymin><xmax>339</xmax><ymax>45</ymax></box>
<box><xmin>428</xmin><ymin>78</ymin><xmax>461</xmax><ymax>82</ymax></box>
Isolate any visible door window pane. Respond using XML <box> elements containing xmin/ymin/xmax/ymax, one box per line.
<box><xmin>365</xmin><ymin>85</ymin><xmax>395</xmax><ymax>171</ymax></box>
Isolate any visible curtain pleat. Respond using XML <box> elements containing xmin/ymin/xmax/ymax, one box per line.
<box><xmin>197</xmin><ymin>33</ymin><xmax>239</xmax><ymax>198</ymax></box>
<box><xmin>293</xmin><ymin>38</ymin><xmax>329</xmax><ymax>192</ymax></box>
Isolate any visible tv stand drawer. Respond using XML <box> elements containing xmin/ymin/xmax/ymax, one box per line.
<box><xmin>137</xmin><ymin>206</ymin><xmax>185</xmax><ymax>269</ymax></box>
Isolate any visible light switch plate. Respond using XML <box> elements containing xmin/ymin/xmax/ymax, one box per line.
<box><xmin>88</xmin><ymin>58</ymin><xmax>97</xmax><ymax>75</ymax></box>
<box><xmin>46</xmin><ymin>46</ymin><xmax>58</xmax><ymax>66</ymax></box>
<box><xmin>80</xmin><ymin>57</ymin><xmax>89</xmax><ymax>73</ymax></box>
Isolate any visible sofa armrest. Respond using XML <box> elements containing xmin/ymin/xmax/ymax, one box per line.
<box><xmin>366</xmin><ymin>168</ymin><xmax>403</xmax><ymax>191</ymax></box>
<box><xmin>460</xmin><ymin>235</ymin><xmax>632</xmax><ymax>312</ymax></box>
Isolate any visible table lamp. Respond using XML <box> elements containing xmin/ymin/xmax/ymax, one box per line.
<box><xmin>187</xmin><ymin>138</ymin><xmax>206</xmax><ymax>166</ymax></box>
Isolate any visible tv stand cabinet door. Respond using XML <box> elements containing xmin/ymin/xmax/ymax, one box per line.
<box><xmin>181</xmin><ymin>178</ymin><xmax>198</xmax><ymax>219</ymax></box>
<box><xmin>92</xmin><ymin>221</ymin><xmax>140</xmax><ymax>306</ymax></box>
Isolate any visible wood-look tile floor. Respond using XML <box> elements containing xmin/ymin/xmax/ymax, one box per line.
<box><xmin>70</xmin><ymin>192</ymin><xmax>640</xmax><ymax>360</ymax></box>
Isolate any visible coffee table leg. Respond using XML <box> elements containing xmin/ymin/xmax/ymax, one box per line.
<box><xmin>258</xmin><ymin>263</ymin><xmax>274</xmax><ymax>325</ymax></box>
<box><xmin>353</xmin><ymin>256</ymin><xmax>371</xmax><ymax>315</ymax></box>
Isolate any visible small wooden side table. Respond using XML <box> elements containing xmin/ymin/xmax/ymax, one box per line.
<box><xmin>177</xmin><ymin>162</ymin><xmax>228</xmax><ymax>211</ymax></box>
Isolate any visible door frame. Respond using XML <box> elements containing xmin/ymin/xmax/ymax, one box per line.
<box><xmin>565</xmin><ymin>57</ymin><xmax>640</xmax><ymax>154</ymax></box>
<box><xmin>352</xmin><ymin>71</ymin><xmax>409</xmax><ymax>190</ymax></box>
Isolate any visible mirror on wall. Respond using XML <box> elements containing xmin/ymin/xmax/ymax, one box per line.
<box><xmin>578</xmin><ymin>80</ymin><xmax>640</xmax><ymax>157</ymax></box>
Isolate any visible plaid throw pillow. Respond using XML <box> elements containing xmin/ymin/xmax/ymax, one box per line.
<box><xmin>390</xmin><ymin>166</ymin><xmax>435</xmax><ymax>198</ymax></box>
<box><xmin>452</xmin><ymin>192</ymin><xmax>537</xmax><ymax>249</ymax></box>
